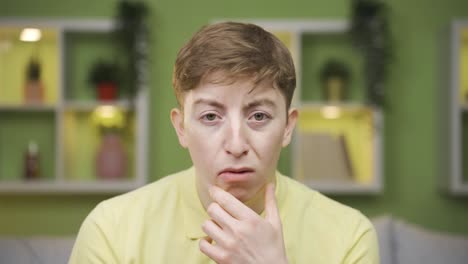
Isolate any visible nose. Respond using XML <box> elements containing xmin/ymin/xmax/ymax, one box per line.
<box><xmin>224</xmin><ymin>119</ymin><xmax>249</xmax><ymax>158</ymax></box>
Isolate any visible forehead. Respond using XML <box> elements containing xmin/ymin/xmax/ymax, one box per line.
<box><xmin>184</xmin><ymin>73</ymin><xmax>285</xmax><ymax>107</ymax></box>
<box><xmin>184</xmin><ymin>78</ymin><xmax>285</xmax><ymax>107</ymax></box>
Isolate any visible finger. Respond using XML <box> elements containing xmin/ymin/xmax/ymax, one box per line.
<box><xmin>201</xmin><ymin>219</ymin><xmax>227</xmax><ymax>246</ymax></box>
<box><xmin>209</xmin><ymin>185</ymin><xmax>256</xmax><ymax>220</ymax></box>
<box><xmin>199</xmin><ymin>237</ymin><xmax>225</xmax><ymax>263</ymax></box>
<box><xmin>207</xmin><ymin>202</ymin><xmax>237</xmax><ymax>229</ymax></box>
<box><xmin>264</xmin><ymin>183</ymin><xmax>281</xmax><ymax>227</ymax></box>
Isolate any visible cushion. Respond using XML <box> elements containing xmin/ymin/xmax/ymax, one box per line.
<box><xmin>0</xmin><ymin>237</ymin><xmax>75</xmax><ymax>264</ymax></box>
<box><xmin>394</xmin><ymin>219</ymin><xmax>468</xmax><ymax>264</ymax></box>
<box><xmin>372</xmin><ymin>215</ymin><xmax>395</xmax><ymax>264</ymax></box>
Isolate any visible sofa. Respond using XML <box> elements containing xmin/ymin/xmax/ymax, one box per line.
<box><xmin>0</xmin><ymin>237</ymin><xmax>75</xmax><ymax>264</ymax></box>
<box><xmin>0</xmin><ymin>216</ymin><xmax>467</xmax><ymax>264</ymax></box>
<box><xmin>373</xmin><ymin>215</ymin><xmax>468</xmax><ymax>264</ymax></box>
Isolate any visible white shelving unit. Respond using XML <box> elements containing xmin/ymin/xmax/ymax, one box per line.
<box><xmin>0</xmin><ymin>18</ymin><xmax>148</xmax><ymax>194</ymax></box>
<box><xmin>64</xmin><ymin>100</ymin><xmax>132</xmax><ymax>112</ymax></box>
<box><xmin>447</xmin><ymin>20</ymin><xmax>468</xmax><ymax>195</ymax></box>
<box><xmin>0</xmin><ymin>104</ymin><xmax>56</xmax><ymax>112</ymax></box>
<box><xmin>292</xmin><ymin>103</ymin><xmax>383</xmax><ymax>195</ymax></box>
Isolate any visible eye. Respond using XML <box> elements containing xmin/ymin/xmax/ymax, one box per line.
<box><xmin>204</xmin><ymin>113</ymin><xmax>217</xmax><ymax>121</ymax></box>
<box><xmin>253</xmin><ymin>112</ymin><xmax>267</xmax><ymax>121</ymax></box>
<box><xmin>200</xmin><ymin>112</ymin><xmax>221</xmax><ymax>124</ymax></box>
<box><xmin>249</xmin><ymin>112</ymin><xmax>271</xmax><ymax>122</ymax></box>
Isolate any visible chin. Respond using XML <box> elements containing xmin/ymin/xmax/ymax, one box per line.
<box><xmin>225</xmin><ymin>187</ymin><xmax>252</xmax><ymax>203</ymax></box>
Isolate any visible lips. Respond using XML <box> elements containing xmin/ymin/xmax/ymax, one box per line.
<box><xmin>218</xmin><ymin>167</ymin><xmax>255</xmax><ymax>182</ymax></box>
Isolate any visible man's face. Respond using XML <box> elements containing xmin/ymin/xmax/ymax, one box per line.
<box><xmin>171</xmin><ymin>75</ymin><xmax>297</xmax><ymax>203</ymax></box>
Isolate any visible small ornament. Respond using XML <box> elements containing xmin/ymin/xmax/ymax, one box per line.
<box><xmin>24</xmin><ymin>141</ymin><xmax>40</xmax><ymax>180</ymax></box>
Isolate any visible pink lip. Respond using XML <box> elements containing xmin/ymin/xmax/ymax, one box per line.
<box><xmin>218</xmin><ymin>167</ymin><xmax>255</xmax><ymax>182</ymax></box>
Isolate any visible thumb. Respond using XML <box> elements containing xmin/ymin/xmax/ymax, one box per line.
<box><xmin>264</xmin><ymin>183</ymin><xmax>281</xmax><ymax>227</ymax></box>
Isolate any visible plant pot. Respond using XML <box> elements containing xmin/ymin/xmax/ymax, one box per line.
<box><xmin>323</xmin><ymin>77</ymin><xmax>346</xmax><ymax>102</ymax></box>
<box><xmin>24</xmin><ymin>80</ymin><xmax>44</xmax><ymax>104</ymax></box>
<box><xmin>95</xmin><ymin>132</ymin><xmax>127</xmax><ymax>180</ymax></box>
<box><xmin>97</xmin><ymin>82</ymin><xmax>118</xmax><ymax>101</ymax></box>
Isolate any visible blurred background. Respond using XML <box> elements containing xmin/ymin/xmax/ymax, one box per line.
<box><xmin>0</xmin><ymin>0</ymin><xmax>467</xmax><ymax>254</ymax></box>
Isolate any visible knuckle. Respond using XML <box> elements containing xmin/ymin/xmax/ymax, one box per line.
<box><xmin>233</xmin><ymin>224</ymin><xmax>247</xmax><ymax>236</ymax></box>
<box><xmin>207</xmin><ymin>203</ymin><xmax>217</xmax><ymax>215</ymax></box>
<box><xmin>213</xmin><ymin>192</ymin><xmax>227</xmax><ymax>206</ymax></box>
<box><xmin>224</xmin><ymin>238</ymin><xmax>235</xmax><ymax>250</ymax></box>
<box><xmin>201</xmin><ymin>220</ymin><xmax>210</xmax><ymax>231</ymax></box>
<box><xmin>219</xmin><ymin>251</ymin><xmax>231</xmax><ymax>263</ymax></box>
<box><xmin>238</xmin><ymin>220</ymin><xmax>255</xmax><ymax>234</ymax></box>
<box><xmin>245</xmin><ymin>218</ymin><xmax>256</xmax><ymax>227</ymax></box>
<box><xmin>219</xmin><ymin>196</ymin><xmax>228</xmax><ymax>206</ymax></box>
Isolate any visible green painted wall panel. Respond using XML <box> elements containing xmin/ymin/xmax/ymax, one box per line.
<box><xmin>0</xmin><ymin>111</ymin><xmax>55</xmax><ymax>181</ymax></box>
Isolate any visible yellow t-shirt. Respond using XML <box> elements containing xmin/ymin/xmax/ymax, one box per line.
<box><xmin>69</xmin><ymin>167</ymin><xmax>379</xmax><ymax>263</ymax></box>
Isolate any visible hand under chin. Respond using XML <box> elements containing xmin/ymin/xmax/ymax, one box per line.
<box><xmin>224</xmin><ymin>186</ymin><xmax>266</xmax><ymax>215</ymax></box>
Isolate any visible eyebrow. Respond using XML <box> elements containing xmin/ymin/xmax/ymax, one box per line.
<box><xmin>192</xmin><ymin>98</ymin><xmax>278</xmax><ymax>111</ymax></box>
<box><xmin>192</xmin><ymin>98</ymin><xmax>225</xmax><ymax>110</ymax></box>
<box><xmin>244</xmin><ymin>98</ymin><xmax>277</xmax><ymax>110</ymax></box>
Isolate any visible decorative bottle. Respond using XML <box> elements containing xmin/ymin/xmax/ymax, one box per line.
<box><xmin>24</xmin><ymin>141</ymin><xmax>40</xmax><ymax>180</ymax></box>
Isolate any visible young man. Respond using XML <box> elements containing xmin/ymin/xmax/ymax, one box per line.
<box><xmin>69</xmin><ymin>22</ymin><xmax>379</xmax><ymax>263</ymax></box>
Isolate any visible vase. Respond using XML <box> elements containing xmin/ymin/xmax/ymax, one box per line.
<box><xmin>95</xmin><ymin>132</ymin><xmax>127</xmax><ymax>180</ymax></box>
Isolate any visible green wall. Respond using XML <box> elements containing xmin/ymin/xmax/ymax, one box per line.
<box><xmin>1</xmin><ymin>0</ymin><xmax>468</xmax><ymax>236</ymax></box>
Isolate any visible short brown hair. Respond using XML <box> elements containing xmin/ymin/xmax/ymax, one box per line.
<box><xmin>172</xmin><ymin>21</ymin><xmax>296</xmax><ymax>109</ymax></box>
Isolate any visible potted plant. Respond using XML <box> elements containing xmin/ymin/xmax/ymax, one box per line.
<box><xmin>88</xmin><ymin>60</ymin><xmax>121</xmax><ymax>101</ymax></box>
<box><xmin>320</xmin><ymin>59</ymin><xmax>351</xmax><ymax>102</ymax></box>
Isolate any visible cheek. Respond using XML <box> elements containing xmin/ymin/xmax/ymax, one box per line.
<box><xmin>185</xmin><ymin>125</ymin><xmax>221</xmax><ymax>166</ymax></box>
<box><xmin>252</xmin><ymin>126</ymin><xmax>285</xmax><ymax>162</ymax></box>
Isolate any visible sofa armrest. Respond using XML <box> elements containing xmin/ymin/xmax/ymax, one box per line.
<box><xmin>0</xmin><ymin>237</ymin><xmax>75</xmax><ymax>264</ymax></box>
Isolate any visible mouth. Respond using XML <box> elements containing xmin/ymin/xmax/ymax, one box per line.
<box><xmin>218</xmin><ymin>167</ymin><xmax>255</xmax><ymax>183</ymax></box>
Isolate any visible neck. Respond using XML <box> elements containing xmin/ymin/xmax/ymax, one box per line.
<box><xmin>243</xmin><ymin>186</ymin><xmax>267</xmax><ymax>214</ymax></box>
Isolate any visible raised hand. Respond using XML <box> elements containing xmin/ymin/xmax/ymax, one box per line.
<box><xmin>199</xmin><ymin>183</ymin><xmax>288</xmax><ymax>264</ymax></box>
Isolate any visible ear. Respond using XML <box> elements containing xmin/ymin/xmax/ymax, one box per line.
<box><xmin>170</xmin><ymin>108</ymin><xmax>188</xmax><ymax>148</ymax></box>
<box><xmin>282</xmin><ymin>108</ymin><xmax>298</xmax><ymax>147</ymax></box>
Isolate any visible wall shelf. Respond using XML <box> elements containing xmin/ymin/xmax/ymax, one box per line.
<box><xmin>0</xmin><ymin>180</ymin><xmax>144</xmax><ymax>194</ymax></box>
<box><xmin>0</xmin><ymin>104</ymin><xmax>56</xmax><ymax>112</ymax></box>
<box><xmin>447</xmin><ymin>19</ymin><xmax>468</xmax><ymax>195</ymax></box>
<box><xmin>0</xmin><ymin>18</ymin><xmax>148</xmax><ymax>194</ymax></box>
<box><xmin>63</xmin><ymin>100</ymin><xmax>132</xmax><ymax>111</ymax></box>
<box><xmin>249</xmin><ymin>20</ymin><xmax>383</xmax><ymax>195</ymax></box>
